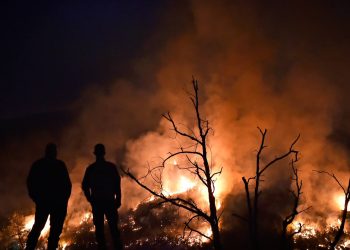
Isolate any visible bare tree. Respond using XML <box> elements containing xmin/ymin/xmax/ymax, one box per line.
<box><xmin>281</xmin><ymin>160</ymin><xmax>310</xmax><ymax>250</ymax></box>
<box><xmin>234</xmin><ymin>128</ymin><xmax>299</xmax><ymax>250</ymax></box>
<box><xmin>315</xmin><ymin>171</ymin><xmax>350</xmax><ymax>250</ymax></box>
<box><xmin>123</xmin><ymin>79</ymin><xmax>223</xmax><ymax>250</ymax></box>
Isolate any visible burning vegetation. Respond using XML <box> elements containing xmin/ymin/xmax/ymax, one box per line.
<box><xmin>1</xmin><ymin>2</ymin><xmax>350</xmax><ymax>249</ymax></box>
<box><xmin>1</xmin><ymin>80</ymin><xmax>350</xmax><ymax>250</ymax></box>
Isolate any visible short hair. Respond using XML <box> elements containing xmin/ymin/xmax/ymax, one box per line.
<box><xmin>94</xmin><ymin>143</ymin><xmax>105</xmax><ymax>156</ymax></box>
<box><xmin>45</xmin><ymin>143</ymin><xmax>57</xmax><ymax>157</ymax></box>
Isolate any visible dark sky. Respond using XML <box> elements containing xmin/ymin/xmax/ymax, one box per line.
<box><xmin>2</xmin><ymin>1</ymin><xmax>350</xmax><ymax>120</ymax></box>
<box><xmin>1</xmin><ymin>1</ymin><xmax>168</xmax><ymax>119</ymax></box>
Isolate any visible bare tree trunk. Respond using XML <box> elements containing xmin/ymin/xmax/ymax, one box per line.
<box><xmin>330</xmin><ymin>179</ymin><xmax>350</xmax><ymax>250</ymax></box>
<box><xmin>240</xmin><ymin>129</ymin><xmax>299</xmax><ymax>250</ymax></box>
<box><xmin>205</xmin><ymin>158</ymin><xmax>222</xmax><ymax>250</ymax></box>
<box><xmin>252</xmin><ymin>172</ymin><xmax>260</xmax><ymax>250</ymax></box>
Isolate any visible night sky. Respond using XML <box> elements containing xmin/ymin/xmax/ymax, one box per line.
<box><xmin>2</xmin><ymin>1</ymin><xmax>350</xmax><ymax>119</ymax></box>
<box><xmin>1</xmin><ymin>1</ymin><xmax>350</xmax><ymax>244</ymax></box>
<box><xmin>1</xmin><ymin>1</ymin><xmax>169</xmax><ymax>119</ymax></box>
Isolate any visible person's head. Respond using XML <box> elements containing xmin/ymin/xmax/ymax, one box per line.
<box><xmin>45</xmin><ymin>143</ymin><xmax>57</xmax><ymax>159</ymax></box>
<box><xmin>94</xmin><ymin>143</ymin><xmax>105</xmax><ymax>159</ymax></box>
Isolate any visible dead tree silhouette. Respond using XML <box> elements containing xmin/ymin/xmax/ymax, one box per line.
<box><xmin>124</xmin><ymin>79</ymin><xmax>223</xmax><ymax>250</ymax></box>
<box><xmin>233</xmin><ymin>128</ymin><xmax>299</xmax><ymax>250</ymax></box>
<box><xmin>281</xmin><ymin>160</ymin><xmax>311</xmax><ymax>250</ymax></box>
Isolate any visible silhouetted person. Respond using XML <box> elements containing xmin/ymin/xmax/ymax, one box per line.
<box><xmin>26</xmin><ymin>143</ymin><xmax>71</xmax><ymax>250</ymax></box>
<box><xmin>82</xmin><ymin>144</ymin><xmax>122</xmax><ymax>250</ymax></box>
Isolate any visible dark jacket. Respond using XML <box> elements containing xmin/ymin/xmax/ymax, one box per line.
<box><xmin>82</xmin><ymin>160</ymin><xmax>121</xmax><ymax>206</ymax></box>
<box><xmin>27</xmin><ymin>158</ymin><xmax>71</xmax><ymax>205</ymax></box>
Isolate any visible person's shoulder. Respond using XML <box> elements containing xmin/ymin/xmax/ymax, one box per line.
<box><xmin>56</xmin><ymin>159</ymin><xmax>66</xmax><ymax>166</ymax></box>
<box><xmin>105</xmin><ymin>161</ymin><xmax>117</xmax><ymax>168</ymax></box>
<box><xmin>53</xmin><ymin>159</ymin><xmax>67</xmax><ymax>169</ymax></box>
<box><xmin>32</xmin><ymin>158</ymin><xmax>45</xmax><ymax>167</ymax></box>
<box><xmin>105</xmin><ymin>161</ymin><xmax>119</xmax><ymax>172</ymax></box>
<box><xmin>86</xmin><ymin>162</ymin><xmax>97</xmax><ymax>171</ymax></box>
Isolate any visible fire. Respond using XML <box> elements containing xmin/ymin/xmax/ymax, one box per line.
<box><xmin>341</xmin><ymin>239</ymin><xmax>350</xmax><ymax>248</ymax></box>
<box><xmin>80</xmin><ymin>212</ymin><xmax>92</xmax><ymax>224</ymax></box>
<box><xmin>162</xmin><ymin>157</ymin><xmax>224</xmax><ymax>208</ymax></box>
<box><xmin>61</xmin><ymin>241</ymin><xmax>69</xmax><ymax>250</ymax></box>
<box><xmin>201</xmin><ymin>226</ymin><xmax>213</xmax><ymax>242</ymax></box>
<box><xmin>23</xmin><ymin>214</ymin><xmax>50</xmax><ymax>236</ymax></box>
<box><xmin>335</xmin><ymin>194</ymin><xmax>349</xmax><ymax>211</ymax></box>
<box><xmin>178</xmin><ymin>176</ymin><xmax>196</xmax><ymax>193</ymax></box>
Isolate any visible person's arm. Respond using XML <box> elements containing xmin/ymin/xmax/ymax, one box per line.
<box><xmin>27</xmin><ymin>162</ymin><xmax>39</xmax><ymax>203</ymax></box>
<box><xmin>114</xmin><ymin>166</ymin><xmax>121</xmax><ymax>208</ymax></box>
<box><xmin>61</xmin><ymin>161</ymin><xmax>72</xmax><ymax>202</ymax></box>
<box><xmin>82</xmin><ymin>168</ymin><xmax>92</xmax><ymax>203</ymax></box>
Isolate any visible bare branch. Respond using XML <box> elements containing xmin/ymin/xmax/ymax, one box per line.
<box><xmin>211</xmin><ymin>167</ymin><xmax>223</xmax><ymax>180</ymax></box>
<box><xmin>163</xmin><ymin>112</ymin><xmax>202</xmax><ymax>145</ymax></box>
<box><xmin>259</xmin><ymin>134</ymin><xmax>299</xmax><ymax>176</ymax></box>
<box><xmin>162</xmin><ymin>151</ymin><xmax>204</xmax><ymax>166</ymax></box>
<box><xmin>290</xmin><ymin>223</ymin><xmax>303</xmax><ymax>237</ymax></box>
<box><xmin>313</xmin><ymin>170</ymin><xmax>346</xmax><ymax>194</ymax></box>
<box><xmin>183</xmin><ymin>215</ymin><xmax>213</xmax><ymax>241</ymax></box>
<box><xmin>122</xmin><ymin>168</ymin><xmax>211</xmax><ymax>222</ymax></box>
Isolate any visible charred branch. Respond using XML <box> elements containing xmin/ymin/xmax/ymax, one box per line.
<box><xmin>281</xmin><ymin>160</ymin><xmax>311</xmax><ymax>250</ymax></box>
<box><xmin>183</xmin><ymin>214</ymin><xmax>213</xmax><ymax>241</ymax></box>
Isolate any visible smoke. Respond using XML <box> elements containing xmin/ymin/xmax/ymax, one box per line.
<box><xmin>115</xmin><ymin>0</ymin><xmax>350</xmax><ymax>238</ymax></box>
<box><xmin>2</xmin><ymin>0</ymin><xmax>350</xmax><ymax>247</ymax></box>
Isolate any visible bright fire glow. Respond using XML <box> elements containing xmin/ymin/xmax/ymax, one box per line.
<box><xmin>341</xmin><ymin>239</ymin><xmax>350</xmax><ymax>248</ymax></box>
<box><xmin>292</xmin><ymin>221</ymin><xmax>318</xmax><ymax>239</ymax></box>
<box><xmin>335</xmin><ymin>194</ymin><xmax>349</xmax><ymax>211</ymax></box>
<box><xmin>178</xmin><ymin>176</ymin><xmax>196</xmax><ymax>193</ymax></box>
<box><xmin>61</xmin><ymin>241</ymin><xmax>69</xmax><ymax>250</ymax></box>
<box><xmin>80</xmin><ymin>212</ymin><xmax>92</xmax><ymax>224</ymax></box>
<box><xmin>23</xmin><ymin>214</ymin><xmax>50</xmax><ymax>236</ymax></box>
<box><xmin>201</xmin><ymin>226</ymin><xmax>213</xmax><ymax>242</ymax></box>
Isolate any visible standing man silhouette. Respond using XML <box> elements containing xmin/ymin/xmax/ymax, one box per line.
<box><xmin>82</xmin><ymin>144</ymin><xmax>122</xmax><ymax>250</ymax></box>
<box><xmin>26</xmin><ymin>143</ymin><xmax>71</xmax><ymax>250</ymax></box>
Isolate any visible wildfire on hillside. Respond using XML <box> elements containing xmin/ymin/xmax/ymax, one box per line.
<box><xmin>1</xmin><ymin>175</ymin><xmax>350</xmax><ymax>250</ymax></box>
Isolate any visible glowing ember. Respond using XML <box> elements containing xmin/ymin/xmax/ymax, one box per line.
<box><xmin>23</xmin><ymin>214</ymin><xmax>50</xmax><ymax>236</ymax></box>
<box><xmin>292</xmin><ymin>220</ymin><xmax>318</xmax><ymax>239</ymax></box>
<box><xmin>80</xmin><ymin>212</ymin><xmax>92</xmax><ymax>224</ymax></box>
